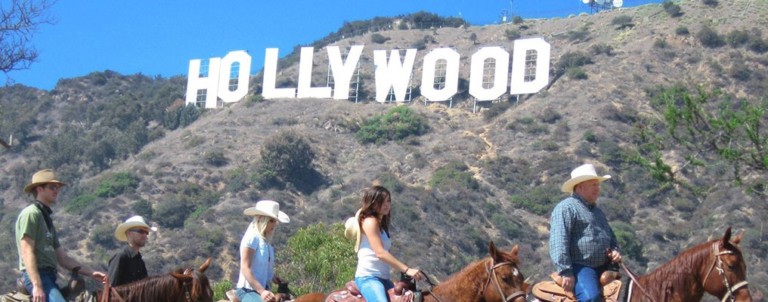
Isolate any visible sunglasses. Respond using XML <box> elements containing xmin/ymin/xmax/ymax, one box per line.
<box><xmin>130</xmin><ymin>229</ymin><xmax>150</xmax><ymax>235</ymax></box>
<box><xmin>46</xmin><ymin>184</ymin><xmax>62</xmax><ymax>192</ymax></box>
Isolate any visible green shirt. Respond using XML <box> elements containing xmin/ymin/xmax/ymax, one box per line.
<box><xmin>15</xmin><ymin>204</ymin><xmax>61</xmax><ymax>271</ymax></box>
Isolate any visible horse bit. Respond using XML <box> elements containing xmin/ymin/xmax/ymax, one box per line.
<box><xmin>481</xmin><ymin>259</ymin><xmax>526</xmax><ymax>302</ymax></box>
<box><xmin>701</xmin><ymin>243</ymin><xmax>749</xmax><ymax>302</ymax></box>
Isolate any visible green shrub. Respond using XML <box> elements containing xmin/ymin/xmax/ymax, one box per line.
<box><xmin>211</xmin><ymin>280</ymin><xmax>233</xmax><ymax>301</ymax></box>
<box><xmin>726</xmin><ymin>29</ymin><xmax>750</xmax><ymax>47</ymax></box>
<box><xmin>505</xmin><ymin>29</ymin><xmax>521</xmax><ymax>40</ymax></box>
<box><xmin>131</xmin><ymin>199</ymin><xmax>153</xmax><ymax>220</ymax></box>
<box><xmin>748</xmin><ymin>36</ymin><xmax>768</xmax><ymax>54</ymax></box>
<box><xmin>611</xmin><ymin>15</ymin><xmax>633</xmax><ymax>29</ymax></box>
<box><xmin>589</xmin><ymin>43</ymin><xmax>614</xmax><ymax>56</ymax></box>
<box><xmin>204</xmin><ymin>150</ymin><xmax>228</xmax><ymax>167</ymax></box>
<box><xmin>260</xmin><ymin>131</ymin><xmax>315</xmax><ymax>183</ymax></box>
<box><xmin>653</xmin><ymin>38</ymin><xmax>669</xmax><ymax>49</ymax></box>
<box><xmin>90</xmin><ymin>224</ymin><xmax>117</xmax><ymax>249</ymax></box>
<box><xmin>483</xmin><ymin>101</ymin><xmax>512</xmax><ymax>121</ymax></box>
<box><xmin>611</xmin><ymin>222</ymin><xmax>644</xmax><ymax>263</ymax></box>
<box><xmin>662</xmin><ymin>1</ymin><xmax>682</xmax><ymax>17</ymax></box>
<box><xmin>702</xmin><ymin>0</ymin><xmax>718</xmax><ymax>7</ymax></box>
<box><xmin>356</xmin><ymin>106</ymin><xmax>430</xmax><ymax>144</ymax></box>
<box><xmin>371</xmin><ymin>33</ymin><xmax>390</xmax><ymax>44</ymax></box>
<box><xmin>567</xmin><ymin>67</ymin><xmax>588</xmax><ymax>80</ymax></box>
<box><xmin>675</xmin><ymin>26</ymin><xmax>689</xmax><ymax>36</ymax></box>
<box><xmin>566</xmin><ymin>26</ymin><xmax>590</xmax><ymax>41</ymax></box>
<box><xmin>556</xmin><ymin>51</ymin><xmax>592</xmax><ymax>76</ymax></box>
<box><xmin>65</xmin><ymin>194</ymin><xmax>99</xmax><ymax>214</ymax></box>
<box><xmin>429</xmin><ymin>161</ymin><xmax>479</xmax><ymax>191</ymax></box>
<box><xmin>276</xmin><ymin>223</ymin><xmax>356</xmax><ymax>295</ymax></box>
<box><xmin>95</xmin><ymin>172</ymin><xmax>140</xmax><ymax>198</ymax></box>
<box><xmin>154</xmin><ymin>199</ymin><xmax>192</xmax><ymax>228</ymax></box>
<box><xmin>698</xmin><ymin>25</ymin><xmax>725</xmax><ymax>48</ymax></box>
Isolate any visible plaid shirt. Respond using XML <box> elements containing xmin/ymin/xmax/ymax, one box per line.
<box><xmin>549</xmin><ymin>194</ymin><xmax>619</xmax><ymax>276</ymax></box>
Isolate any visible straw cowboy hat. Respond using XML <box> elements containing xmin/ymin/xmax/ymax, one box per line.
<box><xmin>561</xmin><ymin>163</ymin><xmax>611</xmax><ymax>193</ymax></box>
<box><xmin>115</xmin><ymin>215</ymin><xmax>157</xmax><ymax>241</ymax></box>
<box><xmin>344</xmin><ymin>209</ymin><xmax>362</xmax><ymax>252</ymax></box>
<box><xmin>24</xmin><ymin>169</ymin><xmax>67</xmax><ymax>193</ymax></box>
<box><xmin>244</xmin><ymin>200</ymin><xmax>290</xmax><ymax>223</ymax></box>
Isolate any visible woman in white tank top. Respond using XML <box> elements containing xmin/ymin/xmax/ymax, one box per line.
<box><xmin>353</xmin><ymin>185</ymin><xmax>423</xmax><ymax>302</ymax></box>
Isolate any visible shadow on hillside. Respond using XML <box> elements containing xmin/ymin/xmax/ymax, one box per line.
<box><xmin>289</xmin><ymin>168</ymin><xmax>329</xmax><ymax>195</ymax></box>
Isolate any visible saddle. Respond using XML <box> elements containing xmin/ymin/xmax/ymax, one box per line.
<box><xmin>531</xmin><ymin>271</ymin><xmax>622</xmax><ymax>302</ymax></box>
<box><xmin>325</xmin><ymin>280</ymin><xmax>420</xmax><ymax>302</ymax></box>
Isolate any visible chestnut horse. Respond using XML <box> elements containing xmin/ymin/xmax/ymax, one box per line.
<box><xmin>295</xmin><ymin>241</ymin><xmax>529</xmax><ymax>302</ymax></box>
<box><xmin>98</xmin><ymin>258</ymin><xmax>214</xmax><ymax>302</ymax></box>
<box><xmin>625</xmin><ymin>227</ymin><xmax>751</xmax><ymax>302</ymax></box>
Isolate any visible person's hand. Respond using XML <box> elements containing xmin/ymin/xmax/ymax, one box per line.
<box><xmin>32</xmin><ymin>285</ymin><xmax>46</xmax><ymax>302</ymax></box>
<box><xmin>91</xmin><ymin>271</ymin><xmax>106</xmax><ymax>283</ymax></box>
<box><xmin>404</xmin><ymin>267</ymin><xmax>423</xmax><ymax>281</ymax></box>
<box><xmin>561</xmin><ymin>276</ymin><xmax>575</xmax><ymax>292</ymax></box>
<box><xmin>608</xmin><ymin>250</ymin><xmax>622</xmax><ymax>263</ymax></box>
<box><xmin>260</xmin><ymin>289</ymin><xmax>277</xmax><ymax>302</ymax></box>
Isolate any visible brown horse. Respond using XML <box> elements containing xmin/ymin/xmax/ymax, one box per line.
<box><xmin>98</xmin><ymin>258</ymin><xmax>214</xmax><ymax>302</ymax></box>
<box><xmin>625</xmin><ymin>227</ymin><xmax>751</xmax><ymax>302</ymax></box>
<box><xmin>296</xmin><ymin>241</ymin><xmax>529</xmax><ymax>302</ymax></box>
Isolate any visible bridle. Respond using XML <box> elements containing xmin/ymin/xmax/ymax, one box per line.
<box><xmin>701</xmin><ymin>243</ymin><xmax>749</xmax><ymax>302</ymax></box>
<box><xmin>480</xmin><ymin>259</ymin><xmax>527</xmax><ymax>302</ymax></box>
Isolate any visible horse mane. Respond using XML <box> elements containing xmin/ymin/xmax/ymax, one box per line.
<box><xmin>108</xmin><ymin>268</ymin><xmax>211</xmax><ymax>302</ymax></box>
<box><xmin>638</xmin><ymin>236</ymin><xmax>740</xmax><ymax>298</ymax></box>
<box><xmin>438</xmin><ymin>248</ymin><xmax>520</xmax><ymax>292</ymax></box>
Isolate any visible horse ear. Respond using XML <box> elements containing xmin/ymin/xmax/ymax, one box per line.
<box><xmin>722</xmin><ymin>226</ymin><xmax>733</xmax><ymax>246</ymax></box>
<box><xmin>731</xmin><ymin>229</ymin><xmax>745</xmax><ymax>246</ymax></box>
<box><xmin>489</xmin><ymin>241</ymin><xmax>499</xmax><ymax>259</ymax></box>
<box><xmin>511</xmin><ymin>244</ymin><xmax>519</xmax><ymax>256</ymax></box>
<box><xmin>172</xmin><ymin>272</ymin><xmax>193</xmax><ymax>282</ymax></box>
<box><xmin>198</xmin><ymin>257</ymin><xmax>212</xmax><ymax>273</ymax></box>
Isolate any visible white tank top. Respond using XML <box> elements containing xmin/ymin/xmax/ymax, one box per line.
<box><xmin>354</xmin><ymin>229</ymin><xmax>392</xmax><ymax>279</ymax></box>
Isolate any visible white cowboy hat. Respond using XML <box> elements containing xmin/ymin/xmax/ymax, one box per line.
<box><xmin>243</xmin><ymin>200</ymin><xmax>290</xmax><ymax>223</ymax></box>
<box><xmin>115</xmin><ymin>215</ymin><xmax>157</xmax><ymax>241</ymax></box>
<box><xmin>24</xmin><ymin>169</ymin><xmax>66</xmax><ymax>193</ymax></box>
<box><xmin>561</xmin><ymin>163</ymin><xmax>611</xmax><ymax>193</ymax></box>
<box><xmin>344</xmin><ymin>209</ymin><xmax>362</xmax><ymax>252</ymax></box>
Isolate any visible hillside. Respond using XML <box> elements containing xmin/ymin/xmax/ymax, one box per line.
<box><xmin>1</xmin><ymin>0</ymin><xmax>767</xmax><ymax>299</ymax></box>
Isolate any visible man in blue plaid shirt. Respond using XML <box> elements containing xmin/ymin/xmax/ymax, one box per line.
<box><xmin>549</xmin><ymin>163</ymin><xmax>622</xmax><ymax>302</ymax></box>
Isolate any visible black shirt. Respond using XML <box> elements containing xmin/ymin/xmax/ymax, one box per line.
<box><xmin>107</xmin><ymin>246</ymin><xmax>148</xmax><ymax>286</ymax></box>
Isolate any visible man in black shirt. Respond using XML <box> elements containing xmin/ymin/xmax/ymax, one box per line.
<box><xmin>107</xmin><ymin>216</ymin><xmax>156</xmax><ymax>286</ymax></box>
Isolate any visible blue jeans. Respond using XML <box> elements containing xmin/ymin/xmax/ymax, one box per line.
<box><xmin>22</xmin><ymin>268</ymin><xmax>66</xmax><ymax>302</ymax></box>
<box><xmin>355</xmin><ymin>275</ymin><xmax>394</xmax><ymax>302</ymax></box>
<box><xmin>236</xmin><ymin>288</ymin><xmax>265</xmax><ymax>302</ymax></box>
<box><xmin>572</xmin><ymin>264</ymin><xmax>602</xmax><ymax>302</ymax></box>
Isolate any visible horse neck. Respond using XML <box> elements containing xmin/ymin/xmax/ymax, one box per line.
<box><xmin>426</xmin><ymin>259</ymin><xmax>490</xmax><ymax>302</ymax></box>
<box><xmin>113</xmin><ymin>274</ymin><xmax>187</xmax><ymax>302</ymax></box>
<box><xmin>634</xmin><ymin>241</ymin><xmax>714</xmax><ymax>301</ymax></box>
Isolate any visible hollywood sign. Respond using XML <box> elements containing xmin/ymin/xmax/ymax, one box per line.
<box><xmin>185</xmin><ymin>38</ymin><xmax>551</xmax><ymax>108</ymax></box>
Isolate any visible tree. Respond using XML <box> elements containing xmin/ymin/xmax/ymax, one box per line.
<box><xmin>0</xmin><ymin>0</ymin><xmax>55</xmax><ymax>75</ymax></box>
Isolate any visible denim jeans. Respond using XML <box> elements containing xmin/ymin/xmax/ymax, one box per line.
<box><xmin>22</xmin><ymin>268</ymin><xmax>66</xmax><ymax>302</ymax></box>
<box><xmin>354</xmin><ymin>275</ymin><xmax>394</xmax><ymax>302</ymax></box>
<box><xmin>572</xmin><ymin>264</ymin><xmax>602</xmax><ymax>302</ymax></box>
<box><xmin>236</xmin><ymin>287</ymin><xmax>265</xmax><ymax>302</ymax></box>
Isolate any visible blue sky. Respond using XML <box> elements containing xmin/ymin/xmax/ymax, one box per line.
<box><xmin>2</xmin><ymin>0</ymin><xmax>662</xmax><ymax>90</ymax></box>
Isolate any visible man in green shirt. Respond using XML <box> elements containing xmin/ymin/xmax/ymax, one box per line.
<box><xmin>16</xmin><ymin>169</ymin><xmax>106</xmax><ymax>302</ymax></box>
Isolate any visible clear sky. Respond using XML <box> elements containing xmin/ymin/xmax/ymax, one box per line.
<box><xmin>2</xmin><ymin>0</ymin><xmax>662</xmax><ymax>90</ymax></box>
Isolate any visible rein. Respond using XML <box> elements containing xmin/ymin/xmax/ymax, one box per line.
<box><xmin>619</xmin><ymin>261</ymin><xmax>657</xmax><ymax>302</ymax></box>
<box><xmin>701</xmin><ymin>243</ymin><xmax>749</xmax><ymax>302</ymax></box>
<box><xmin>480</xmin><ymin>259</ymin><xmax>526</xmax><ymax>302</ymax></box>
<box><xmin>418</xmin><ymin>272</ymin><xmax>445</xmax><ymax>302</ymax></box>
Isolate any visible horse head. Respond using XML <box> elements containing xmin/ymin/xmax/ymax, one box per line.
<box><xmin>482</xmin><ymin>241</ymin><xmax>528</xmax><ymax>302</ymax></box>
<box><xmin>171</xmin><ymin>258</ymin><xmax>214</xmax><ymax>302</ymax></box>
<box><xmin>702</xmin><ymin>227</ymin><xmax>752</xmax><ymax>302</ymax></box>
